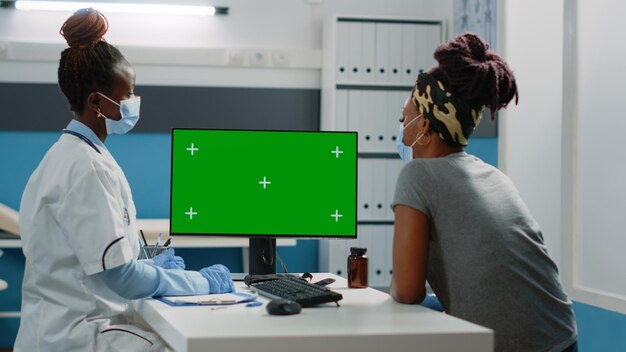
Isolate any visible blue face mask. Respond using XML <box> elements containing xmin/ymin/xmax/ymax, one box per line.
<box><xmin>98</xmin><ymin>93</ymin><xmax>141</xmax><ymax>135</ymax></box>
<box><xmin>396</xmin><ymin>115</ymin><xmax>421</xmax><ymax>163</ymax></box>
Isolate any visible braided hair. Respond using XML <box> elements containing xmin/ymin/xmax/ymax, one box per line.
<box><xmin>428</xmin><ymin>33</ymin><xmax>518</xmax><ymax>119</ymax></box>
<box><xmin>58</xmin><ymin>8</ymin><xmax>127</xmax><ymax>113</ymax></box>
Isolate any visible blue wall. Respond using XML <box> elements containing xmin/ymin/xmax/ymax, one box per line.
<box><xmin>574</xmin><ymin>301</ymin><xmax>626</xmax><ymax>351</ymax></box>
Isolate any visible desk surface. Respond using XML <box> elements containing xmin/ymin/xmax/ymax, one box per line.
<box><xmin>134</xmin><ymin>274</ymin><xmax>493</xmax><ymax>352</ymax></box>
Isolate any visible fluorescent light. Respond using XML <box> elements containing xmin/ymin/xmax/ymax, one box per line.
<box><xmin>14</xmin><ymin>1</ymin><xmax>223</xmax><ymax>16</ymax></box>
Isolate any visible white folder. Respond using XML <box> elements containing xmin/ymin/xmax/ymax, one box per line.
<box><xmin>347</xmin><ymin>90</ymin><xmax>363</xmax><ymax>150</ymax></box>
<box><xmin>385</xmin><ymin>158</ymin><xmax>404</xmax><ymax>219</ymax></box>
<box><xmin>401</xmin><ymin>24</ymin><xmax>418</xmax><ymax>85</ymax></box>
<box><xmin>335</xmin><ymin>90</ymin><xmax>349</xmax><ymax>131</ymax></box>
<box><xmin>387</xmin><ymin>24</ymin><xmax>403</xmax><ymax>84</ymax></box>
<box><xmin>372</xmin><ymin>159</ymin><xmax>387</xmax><ymax>220</ymax></box>
<box><xmin>416</xmin><ymin>24</ymin><xmax>441</xmax><ymax>77</ymax></box>
<box><xmin>347</xmin><ymin>22</ymin><xmax>363</xmax><ymax>83</ymax></box>
<box><xmin>386</xmin><ymin>91</ymin><xmax>406</xmax><ymax>153</ymax></box>
<box><xmin>372</xmin><ymin>90</ymin><xmax>389</xmax><ymax>152</ymax></box>
<box><xmin>361</xmin><ymin>22</ymin><xmax>376</xmax><ymax>82</ymax></box>
<box><xmin>357</xmin><ymin>158</ymin><xmax>374</xmax><ymax>220</ymax></box>
<box><xmin>320</xmin><ymin>238</ymin><xmax>350</xmax><ymax>279</ymax></box>
<box><xmin>362</xmin><ymin>224</ymin><xmax>389</xmax><ymax>288</ymax></box>
<box><xmin>336</xmin><ymin>21</ymin><xmax>350</xmax><ymax>82</ymax></box>
<box><xmin>332</xmin><ymin>238</ymin><xmax>349</xmax><ymax>278</ymax></box>
<box><xmin>360</xmin><ymin>90</ymin><xmax>378</xmax><ymax>152</ymax></box>
<box><xmin>427</xmin><ymin>24</ymin><xmax>442</xmax><ymax>68</ymax></box>
<box><xmin>375</xmin><ymin>23</ymin><xmax>390</xmax><ymax>83</ymax></box>
<box><xmin>383</xmin><ymin>224</ymin><xmax>394</xmax><ymax>285</ymax></box>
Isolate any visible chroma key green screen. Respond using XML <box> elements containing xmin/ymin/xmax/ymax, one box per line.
<box><xmin>170</xmin><ymin>129</ymin><xmax>357</xmax><ymax>238</ymax></box>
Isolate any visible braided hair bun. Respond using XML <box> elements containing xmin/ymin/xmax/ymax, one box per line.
<box><xmin>58</xmin><ymin>8</ymin><xmax>126</xmax><ymax>113</ymax></box>
<box><xmin>429</xmin><ymin>33</ymin><xmax>518</xmax><ymax>118</ymax></box>
<box><xmin>60</xmin><ymin>8</ymin><xmax>108</xmax><ymax>49</ymax></box>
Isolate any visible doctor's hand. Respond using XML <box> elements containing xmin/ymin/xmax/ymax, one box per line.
<box><xmin>152</xmin><ymin>248</ymin><xmax>185</xmax><ymax>270</ymax></box>
<box><xmin>199</xmin><ymin>264</ymin><xmax>236</xmax><ymax>293</ymax></box>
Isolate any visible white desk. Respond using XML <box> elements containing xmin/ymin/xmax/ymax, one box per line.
<box><xmin>134</xmin><ymin>274</ymin><xmax>493</xmax><ymax>352</ymax></box>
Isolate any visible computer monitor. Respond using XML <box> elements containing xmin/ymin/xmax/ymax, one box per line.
<box><xmin>169</xmin><ymin>128</ymin><xmax>357</xmax><ymax>274</ymax></box>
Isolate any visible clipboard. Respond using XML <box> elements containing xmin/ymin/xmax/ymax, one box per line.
<box><xmin>157</xmin><ymin>291</ymin><xmax>257</xmax><ymax>306</ymax></box>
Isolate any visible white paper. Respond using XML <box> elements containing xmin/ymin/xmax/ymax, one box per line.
<box><xmin>161</xmin><ymin>292</ymin><xmax>256</xmax><ymax>305</ymax></box>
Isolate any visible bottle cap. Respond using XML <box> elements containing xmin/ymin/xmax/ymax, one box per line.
<box><xmin>350</xmin><ymin>247</ymin><xmax>367</xmax><ymax>256</ymax></box>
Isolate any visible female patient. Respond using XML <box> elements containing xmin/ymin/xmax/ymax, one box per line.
<box><xmin>16</xmin><ymin>9</ymin><xmax>234</xmax><ymax>352</ymax></box>
<box><xmin>391</xmin><ymin>33</ymin><xmax>577</xmax><ymax>352</ymax></box>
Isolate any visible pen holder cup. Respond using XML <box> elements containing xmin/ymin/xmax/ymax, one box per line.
<box><xmin>139</xmin><ymin>245</ymin><xmax>168</xmax><ymax>260</ymax></box>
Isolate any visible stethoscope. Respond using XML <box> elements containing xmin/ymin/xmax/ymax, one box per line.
<box><xmin>62</xmin><ymin>129</ymin><xmax>101</xmax><ymax>154</ymax></box>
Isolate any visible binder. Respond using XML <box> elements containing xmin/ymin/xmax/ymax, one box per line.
<box><xmin>331</xmin><ymin>238</ymin><xmax>349</xmax><ymax>278</ymax></box>
<box><xmin>385</xmin><ymin>158</ymin><xmax>404</xmax><ymax>219</ymax></box>
<box><xmin>336</xmin><ymin>21</ymin><xmax>350</xmax><ymax>82</ymax></box>
<box><xmin>375</xmin><ymin>23</ymin><xmax>390</xmax><ymax>83</ymax></box>
<box><xmin>361</xmin><ymin>22</ymin><xmax>376</xmax><ymax>82</ymax></box>
<box><xmin>426</xmin><ymin>24</ymin><xmax>441</xmax><ymax>69</ymax></box>
<box><xmin>319</xmin><ymin>239</ymin><xmax>345</xmax><ymax>278</ymax></box>
<box><xmin>401</xmin><ymin>24</ymin><xmax>418</xmax><ymax>85</ymax></box>
<box><xmin>416</xmin><ymin>24</ymin><xmax>441</xmax><ymax>76</ymax></box>
<box><xmin>387</xmin><ymin>24</ymin><xmax>403</xmax><ymax>84</ymax></box>
<box><xmin>372</xmin><ymin>159</ymin><xmax>387</xmax><ymax>220</ymax></box>
<box><xmin>373</xmin><ymin>90</ymin><xmax>389</xmax><ymax>152</ymax></box>
<box><xmin>360</xmin><ymin>90</ymin><xmax>378</xmax><ymax>152</ymax></box>
<box><xmin>347</xmin><ymin>22</ymin><xmax>363</xmax><ymax>83</ymax></box>
<box><xmin>335</xmin><ymin>90</ymin><xmax>348</xmax><ymax>131</ymax></box>
<box><xmin>386</xmin><ymin>91</ymin><xmax>406</xmax><ymax>153</ymax></box>
<box><xmin>347</xmin><ymin>90</ymin><xmax>364</xmax><ymax>151</ymax></box>
<box><xmin>360</xmin><ymin>225</ymin><xmax>387</xmax><ymax>288</ymax></box>
<box><xmin>357</xmin><ymin>158</ymin><xmax>374</xmax><ymax>220</ymax></box>
<box><xmin>382</xmin><ymin>224</ymin><xmax>394</xmax><ymax>285</ymax></box>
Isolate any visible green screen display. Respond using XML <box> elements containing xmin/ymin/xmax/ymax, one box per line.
<box><xmin>170</xmin><ymin>129</ymin><xmax>357</xmax><ymax>238</ymax></box>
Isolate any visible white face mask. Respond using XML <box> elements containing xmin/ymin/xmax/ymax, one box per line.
<box><xmin>97</xmin><ymin>92</ymin><xmax>141</xmax><ymax>135</ymax></box>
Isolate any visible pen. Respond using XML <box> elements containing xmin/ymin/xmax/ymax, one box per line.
<box><xmin>139</xmin><ymin>229</ymin><xmax>148</xmax><ymax>247</ymax></box>
<box><xmin>153</xmin><ymin>232</ymin><xmax>163</xmax><ymax>258</ymax></box>
<box><xmin>163</xmin><ymin>237</ymin><xmax>172</xmax><ymax>247</ymax></box>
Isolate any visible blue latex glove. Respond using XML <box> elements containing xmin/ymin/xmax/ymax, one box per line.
<box><xmin>199</xmin><ymin>264</ymin><xmax>236</xmax><ymax>293</ymax></box>
<box><xmin>421</xmin><ymin>293</ymin><xmax>445</xmax><ymax>312</ymax></box>
<box><xmin>152</xmin><ymin>248</ymin><xmax>185</xmax><ymax>270</ymax></box>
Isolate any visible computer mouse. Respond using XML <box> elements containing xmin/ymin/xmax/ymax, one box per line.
<box><xmin>266</xmin><ymin>299</ymin><xmax>302</xmax><ymax>316</ymax></box>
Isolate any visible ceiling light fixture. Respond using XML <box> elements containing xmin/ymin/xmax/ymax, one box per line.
<box><xmin>1</xmin><ymin>1</ymin><xmax>228</xmax><ymax>16</ymax></box>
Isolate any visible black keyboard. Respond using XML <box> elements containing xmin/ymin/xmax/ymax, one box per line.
<box><xmin>250</xmin><ymin>276</ymin><xmax>343</xmax><ymax>307</ymax></box>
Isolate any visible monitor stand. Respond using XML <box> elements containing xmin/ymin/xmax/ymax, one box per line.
<box><xmin>249</xmin><ymin>238</ymin><xmax>276</xmax><ymax>275</ymax></box>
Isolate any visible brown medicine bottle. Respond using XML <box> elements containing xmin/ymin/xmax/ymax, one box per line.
<box><xmin>347</xmin><ymin>247</ymin><xmax>368</xmax><ymax>288</ymax></box>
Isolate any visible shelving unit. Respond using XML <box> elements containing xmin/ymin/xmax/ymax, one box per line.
<box><xmin>319</xmin><ymin>15</ymin><xmax>446</xmax><ymax>287</ymax></box>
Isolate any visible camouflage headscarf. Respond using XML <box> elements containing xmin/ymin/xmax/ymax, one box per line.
<box><xmin>412</xmin><ymin>72</ymin><xmax>484</xmax><ymax>146</ymax></box>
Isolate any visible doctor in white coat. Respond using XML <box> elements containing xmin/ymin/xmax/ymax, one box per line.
<box><xmin>16</xmin><ymin>8</ymin><xmax>235</xmax><ymax>352</ymax></box>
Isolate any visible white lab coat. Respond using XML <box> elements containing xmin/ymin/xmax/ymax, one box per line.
<box><xmin>15</xmin><ymin>134</ymin><xmax>164</xmax><ymax>352</ymax></box>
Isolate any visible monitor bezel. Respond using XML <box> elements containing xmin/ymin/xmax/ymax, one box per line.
<box><xmin>169</xmin><ymin>127</ymin><xmax>358</xmax><ymax>240</ymax></box>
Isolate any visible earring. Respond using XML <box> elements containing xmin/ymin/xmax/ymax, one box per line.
<box><xmin>416</xmin><ymin>131</ymin><xmax>431</xmax><ymax>146</ymax></box>
<box><xmin>97</xmin><ymin>109</ymin><xmax>103</xmax><ymax>118</ymax></box>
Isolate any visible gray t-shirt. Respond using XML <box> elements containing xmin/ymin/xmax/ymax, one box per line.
<box><xmin>392</xmin><ymin>152</ymin><xmax>577</xmax><ymax>352</ymax></box>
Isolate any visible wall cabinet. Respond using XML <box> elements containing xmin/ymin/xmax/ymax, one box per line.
<box><xmin>319</xmin><ymin>15</ymin><xmax>445</xmax><ymax>287</ymax></box>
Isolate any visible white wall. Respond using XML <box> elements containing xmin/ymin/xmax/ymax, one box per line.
<box><xmin>503</xmin><ymin>0</ymin><xmax>626</xmax><ymax>314</ymax></box>
<box><xmin>0</xmin><ymin>0</ymin><xmax>453</xmax><ymax>87</ymax></box>
<box><xmin>499</xmin><ymin>0</ymin><xmax>564</xmax><ymax>267</ymax></box>
<box><xmin>563</xmin><ymin>0</ymin><xmax>626</xmax><ymax>313</ymax></box>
